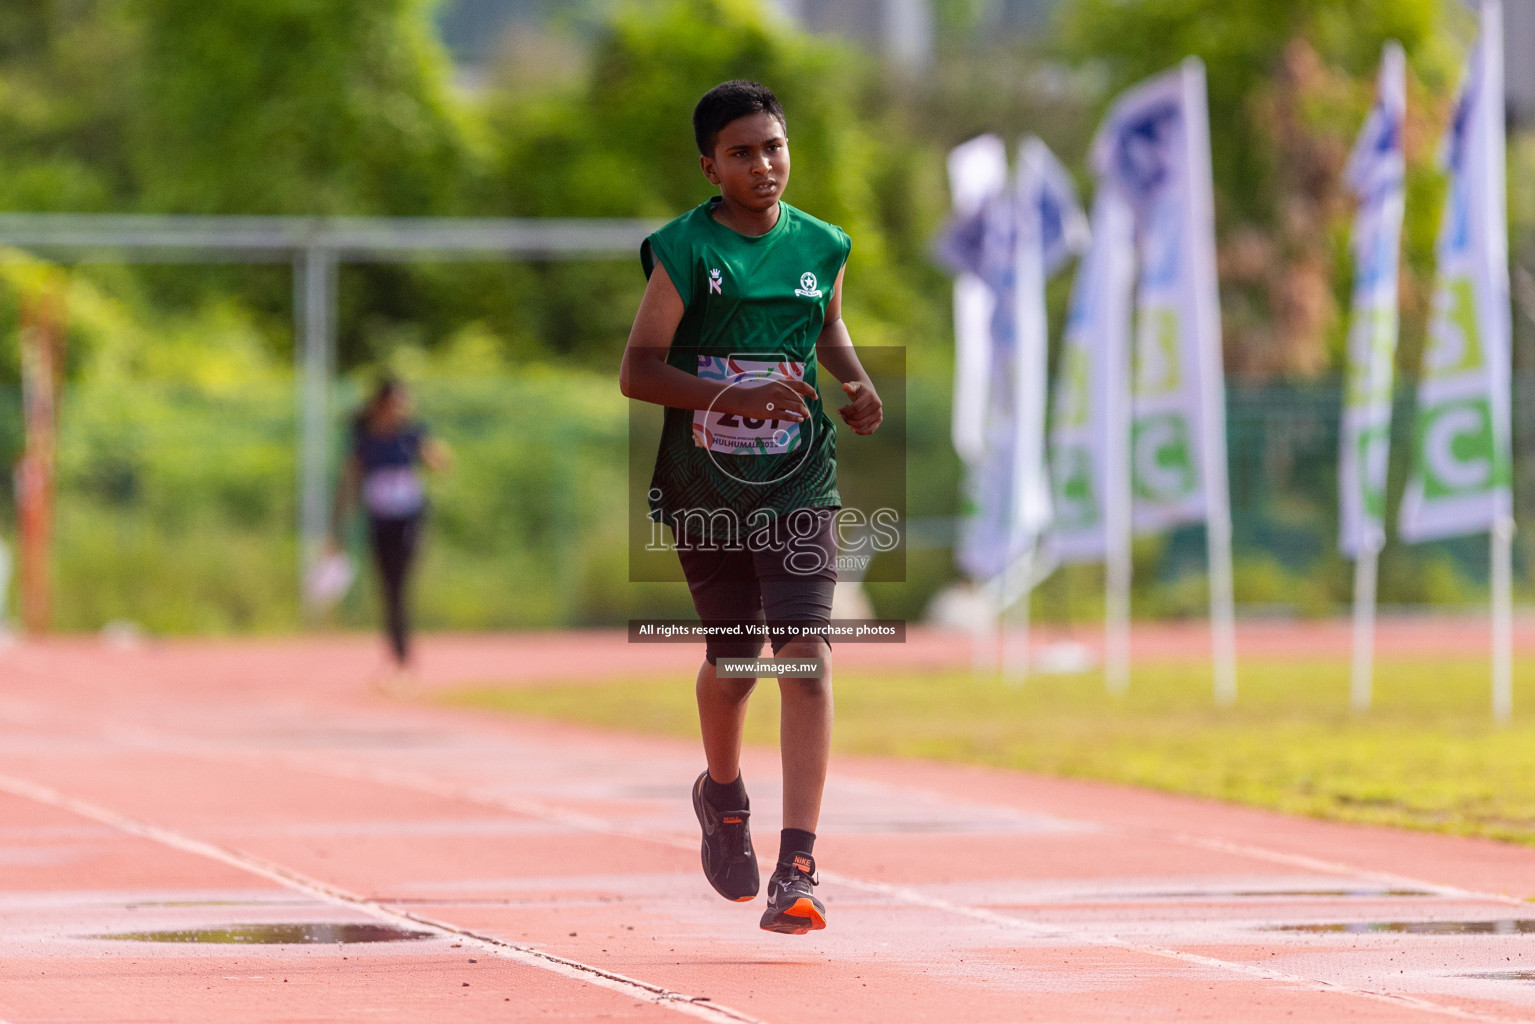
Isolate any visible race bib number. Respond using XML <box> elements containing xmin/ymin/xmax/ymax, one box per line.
<box><xmin>363</xmin><ymin>466</ymin><xmax>425</xmax><ymax>517</ymax></box>
<box><xmin>692</xmin><ymin>355</ymin><xmax>805</xmax><ymax>456</ymax></box>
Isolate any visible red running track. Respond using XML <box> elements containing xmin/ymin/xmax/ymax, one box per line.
<box><xmin>2</xmin><ymin>627</ymin><xmax>1535</xmax><ymax>1023</ymax></box>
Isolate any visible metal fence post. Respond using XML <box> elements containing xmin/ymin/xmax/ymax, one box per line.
<box><xmin>295</xmin><ymin>247</ymin><xmax>336</xmax><ymax>622</ymax></box>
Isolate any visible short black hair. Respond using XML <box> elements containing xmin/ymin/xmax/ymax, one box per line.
<box><xmin>692</xmin><ymin>80</ymin><xmax>786</xmax><ymax>156</ymax></box>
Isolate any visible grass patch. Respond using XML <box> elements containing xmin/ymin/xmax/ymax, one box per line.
<box><xmin>443</xmin><ymin>655</ymin><xmax>1535</xmax><ymax>846</ymax></box>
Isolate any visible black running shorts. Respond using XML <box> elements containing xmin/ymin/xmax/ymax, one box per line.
<box><xmin>673</xmin><ymin>507</ymin><xmax>839</xmax><ymax>665</ymax></box>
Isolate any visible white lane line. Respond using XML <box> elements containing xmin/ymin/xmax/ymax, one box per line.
<box><xmin>1168</xmin><ymin>833</ymin><xmax>1528</xmax><ymax>907</ymax></box>
<box><xmin>832</xmin><ymin>875</ymin><xmax>1535</xmax><ymax>1024</ymax></box>
<box><xmin>0</xmin><ymin>771</ymin><xmax>769</xmax><ymax>1024</ymax></box>
<box><xmin>809</xmin><ymin>769</ymin><xmax>1526</xmax><ymax>906</ymax></box>
<box><xmin>6</xmin><ymin>717</ymin><xmax>1532</xmax><ymax>1023</ymax></box>
<box><xmin>95</xmin><ymin>716</ymin><xmax>1533</xmax><ymax>913</ymax></box>
<box><xmin>302</xmin><ymin>752</ymin><xmax>1522</xmax><ymax>908</ymax></box>
<box><xmin>287</xmin><ymin>755</ymin><xmax>1535</xmax><ymax>1024</ymax></box>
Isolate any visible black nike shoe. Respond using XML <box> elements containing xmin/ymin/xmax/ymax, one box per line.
<box><xmin>691</xmin><ymin>771</ymin><xmax>759</xmax><ymax>902</ymax></box>
<box><xmin>759</xmin><ymin>853</ymin><xmax>826</xmax><ymax>934</ymax></box>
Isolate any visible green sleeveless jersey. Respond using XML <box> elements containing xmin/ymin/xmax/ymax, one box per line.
<box><xmin>641</xmin><ymin>197</ymin><xmax>850</xmax><ymax>542</ymax></box>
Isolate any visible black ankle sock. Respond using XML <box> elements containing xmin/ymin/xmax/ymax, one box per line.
<box><xmin>701</xmin><ymin>772</ymin><xmax>747</xmax><ymax>810</ymax></box>
<box><xmin>777</xmin><ymin>828</ymin><xmax>816</xmax><ymax>866</ymax></box>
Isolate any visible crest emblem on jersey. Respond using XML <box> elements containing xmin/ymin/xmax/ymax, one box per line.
<box><xmin>708</xmin><ymin>267</ymin><xmax>723</xmax><ymax>294</ymax></box>
<box><xmin>794</xmin><ymin>271</ymin><xmax>822</xmax><ymax>299</ymax></box>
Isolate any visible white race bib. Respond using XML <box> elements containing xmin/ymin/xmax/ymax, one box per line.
<box><xmin>691</xmin><ymin>355</ymin><xmax>805</xmax><ymax>456</ymax></box>
<box><xmin>363</xmin><ymin>466</ymin><xmax>425</xmax><ymax>517</ymax></box>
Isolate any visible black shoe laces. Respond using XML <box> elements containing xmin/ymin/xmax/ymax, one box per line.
<box><xmin>716</xmin><ymin>811</ymin><xmax>752</xmax><ymax>861</ymax></box>
<box><xmin>775</xmin><ymin>861</ymin><xmax>818</xmax><ymax>889</ymax></box>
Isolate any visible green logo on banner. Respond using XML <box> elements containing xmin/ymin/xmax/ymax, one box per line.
<box><xmin>1356</xmin><ymin>424</ymin><xmax>1390</xmax><ymax>520</ymax></box>
<box><xmin>1132</xmin><ymin>413</ymin><xmax>1196</xmax><ymax>502</ymax></box>
<box><xmin>1416</xmin><ymin>396</ymin><xmax>1506</xmax><ymax>499</ymax></box>
<box><xmin>1346</xmin><ymin>307</ymin><xmax>1395</xmax><ymax>407</ymax></box>
<box><xmin>1051</xmin><ymin>445</ymin><xmax>1098</xmax><ymax>530</ymax></box>
<box><xmin>1056</xmin><ymin>346</ymin><xmax>1090</xmax><ymax>430</ymax></box>
<box><xmin>1134</xmin><ymin>308</ymin><xmax>1181</xmax><ymax>398</ymax></box>
<box><xmin>1425</xmin><ymin>277</ymin><xmax>1484</xmax><ymax>381</ymax></box>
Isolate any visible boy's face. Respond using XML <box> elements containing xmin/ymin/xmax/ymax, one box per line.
<box><xmin>700</xmin><ymin>111</ymin><xmax>790</xmax><ymax>213</ymax></box>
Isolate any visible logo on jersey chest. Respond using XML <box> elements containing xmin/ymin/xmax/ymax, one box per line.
<box><xmin>708</xmin><ymin>267</ymin><xmax>723</xmax><ymax>295</ymax></box>
<box><xmin>794</xmin><ymin>271</ymin><xmax>823</xmax><ymax>299</ymax></box>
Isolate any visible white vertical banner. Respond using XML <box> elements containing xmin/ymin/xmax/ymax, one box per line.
<box><xmin>947</xmin><ymin>135</ymin><xmax>1009</xmax><ymax>468</ymax></box>
<box><xmin>1340</xmin><ymin>43</ymin><xmax>1407</xmax><ymax>712</ymax></box>
<box><xmin>1399</xmin><ymin>1</ymin><xmax>1514</xmax><ymax>720</ymax></box>
<box><xmin>1048</xmin><ymin>192</ymin><xmax>1136</xmax><ymax>564</ymax></box>
<box><xmin>998</xmin><ymin>137</ymin><xmax>1088</xmax><ymax>681</ymax></box>
<box><xmin>938</xmin><ymin>135</ymin><xmax>1084</xmax><ymax>677</ymax></box>
<box><xmin>1009</xmin><ymin>138</ymin><xmax>1090</xmax><ymax>566</ymax></box>
<box><xmin>1047</xmin><ymin>190</ymin><xmax>1137</xmax><ymax>691</ymax></box>
<box><xmin>1093</xmin><ymin>58</ymin><xmax>1237</xmax><ymax>703</ymax></box>
<box><xmin>1341</xmin><ymin>43</ymin><xmax>1408</xmax><ymax>561</ymax></box>
<box><xmin>943</xmin><ymin>134</ymin><xmax>1009</xmax><ymax>670</ymax></box>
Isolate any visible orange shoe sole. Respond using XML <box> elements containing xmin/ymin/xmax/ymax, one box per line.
<box><xmin>761</xmin><ymin>897</ymin><xmax>826</xmax><ymax>934</ymax></box>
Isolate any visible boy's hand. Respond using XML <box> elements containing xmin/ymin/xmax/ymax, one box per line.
<box><xmin>838</xmin><ymin>381</ymin><xmax>882</xmax><ymax>435</ymax></box>
<box><xmin>723</xmin><ymin>378</ymin><xmax>817</xmax><ymax>422</ymax></box>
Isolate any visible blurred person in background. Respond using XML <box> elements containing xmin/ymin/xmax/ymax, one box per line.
<box><xmin>333</xmin><ymin>378</ymin><xmax>451</xmax><ymax>689</ymax></box>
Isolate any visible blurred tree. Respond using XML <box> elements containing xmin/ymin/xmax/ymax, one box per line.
<box><xmin>0</xmin><ymin>0</ymin><xmax>955</xmax><ymax>372</ymax></box>
<box><xmin>128</xmin><ymin>0</ymin><xmax>481</xmax><ymax>216</ymax></box>
<box><xmin>0</xmin><ymin>1</ymin><xmax>139</xmax><ymax>213</ymax></box>
<box><xmin>482</xmin><ymin>0</ymin><xmax>952</xmax><ymax>363</ymax></box>
<box><xmin>0</xmin><ymin>0</ymin><xmax>484</xmax><ymax>216</ymax></box>
<box><xmin>0</xmin><ymin>0</ymin><xmax>512</xmax><ymax>371</ymax></box>
<box><xmin>1059</xmin><ymin>0</ymin><xmax>1471</xmax><ymax>380</ymax></box>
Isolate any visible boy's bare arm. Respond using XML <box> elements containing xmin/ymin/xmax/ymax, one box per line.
<box><xmin>620</xmin><ymin>262</ymin><xmax>815</xmax><ymax>421</ymax></box>
<box><xmin>814</xmin><ymin>266</ymin><xmax>883</xmax><ymax>436</ymax></box>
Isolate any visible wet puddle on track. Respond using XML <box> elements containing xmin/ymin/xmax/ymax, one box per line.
<box><xmin>1271</xmin><ymin>920</ymin><xmax>1535</xmax><ymax>935</ymax></box>
<box><xmin>90</xmin><ymin>923</ymin><xmax>435</xmax><ymax>944</ymax></box>
<box><xmin>1123</xmin><ymin>888</ymin><xmax>1435</xmax><ymax>900</ymax></box>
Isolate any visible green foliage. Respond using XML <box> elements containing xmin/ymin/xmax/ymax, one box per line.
<box><xmin>0</xmin><ymin>0</ymin><xmax>1525</xmax><ymax>635</ymax></box>
<box><xmin>0</xmin><ymin>0</ymin><xmax>482</xmax><ymax>217</ymax></box>
<box><xmin>1058</xmin><ymin>0</ymin><xmax>1463</xmax><ymax>226</ymax></box>
<box><xmin>127</xmin><ymin>0</ymin><xmax>480</xmax><ymax>216</ymax></box>
<box><xmin>484</xmin><ymin>0</ymin><xmax>951</xmax><ymax>367</ymax></box>
<box><xmin>40</xmin><ymin>352</ymin><xmax>702</xmax><ymax>633</ymax></box>
<box><xmin>0</xmin><ymin>1</ymin><xmax>139</xmax><ymax>212</ymax></box>
<box><xmin>1057</xmin><ymin>0</ymin><xmax>1472</xmax><ymax>379</ymax></box>
<box><xmin>0</xmin><ymin>0</ymin><xmax>507</xmax><ymax>371</ymax></box>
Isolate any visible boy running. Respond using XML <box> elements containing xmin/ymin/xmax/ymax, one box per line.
<box><xmin>619</xmin><ymin>80</ymin><xmax>882</xmax><ymax>934</ymax></box>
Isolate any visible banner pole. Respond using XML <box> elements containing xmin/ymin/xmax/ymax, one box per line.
<box><xmin>1104</xmin><ymin>271</ymin><xmax>1133</xmax><ymax>696</ymax></box>
<box><xmin>1349</xmin><ymin>545</ymin><xmax>1379</xmax><ymax>712</ymax></box>
<box><xmin>295</xmin><ymin>247</ymin><xmax>337</xmax><ymax>623</ymax></box>
<box><xmin>1340</xmin><ymin>42</ymin><xmax>1404</xmax><ymax>715</ymax></box>
<box><xmin>1181</xmin><ymin>58</ymin><xmax>1238</xmax><ymax>706</ymax></box>
<box><xmin>1105</xmin><ymin>537</ymin><xmax>1131</xmax><ymax>695</ymax></box>
<box><xmin>971</xmin><ymin>579</ymin><xmax>999</xmax><ymax>675</ymax></box>
<box><xmin>17</xmin><ymin>287</ymin><xmax>63</xmax><ymax>637</ymax></box>
<box><xmin>1002</xmin><ymin>550</ymin><xmax>1033</xmax><ymax>686</ymax></box>
<box><xmin>1492</xmin><ymin>517</ymin><xmax>1514</xmax><ymax>722</ymax></box>
<box><xmin>1485</xmin><ymin>0</ymin><xmax>1513</xmax><ymax>726</ymax></box>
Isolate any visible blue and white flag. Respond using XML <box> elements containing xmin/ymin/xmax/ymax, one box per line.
<box><xmin>1092</xmin><ymin>60</ymin><xmax>1230</xmax><ymax>538</ymax></box>
<box><xmin>1340</xmin><ymin>43</ymin><xmax>1408</xmax><ymax>559</ymax></box>
<box><xmin>938</xmin><ymin>136</ymin><xmax>1086</xmax><ymax>582</ymax></box>
<box><xmin>1003</xmin><ymin>137</ymin><xmax>1089</xmax><ymax>573</ymax></box>
<box><xmin>1048</xmin><ymin>189</ymin><xmax>1136</xmax><ymax>563</ymax></box>
<box><xmin>941</xmin><ymin>135</ymin><xmax>1009</xmax><ymax>469</ymax></box>
<box><xmin>1400</xmin><ymin>1</ymin><xmax>1512</xmax><ymax>543</ymax></box>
